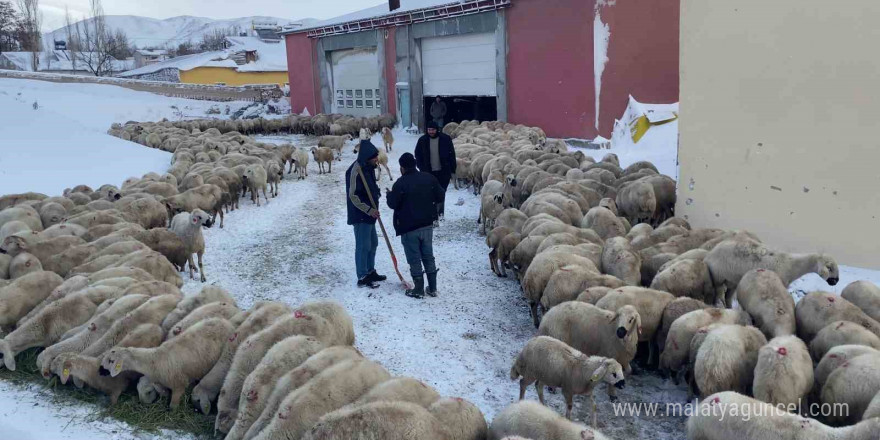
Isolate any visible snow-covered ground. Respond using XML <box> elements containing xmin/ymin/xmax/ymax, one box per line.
<box><xmin>1</xmin><ymin>79</ymin><xmax>880</xmax><ymax>440</ymax></box>
<box><xmin>0</xmin><ymin>79</ymin><xmax>251</xmax><ymax>196</ymax></box>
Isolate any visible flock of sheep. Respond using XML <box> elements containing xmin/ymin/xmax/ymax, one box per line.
<box><xmin>2</xmin><ymin>109</ymin><xmax>880</xmax><ymax>440</ymax></box>
<box><xmin>445</xmin><ymin>119</ymin><xmax>880</xmax><ymax>439</ymax></box>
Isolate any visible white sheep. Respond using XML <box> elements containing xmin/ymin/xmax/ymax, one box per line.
<box><xmin>244</xmin><ymin>164</ymin><xmax>269</xmax><ymax>206</ymax></box>
<box><xmin>168</xmin><ymin>301</ymin><xmax>240</xmax><ymax>338</ymax></box>
<box><xmin>863</xmin><ymin>389</ymin><xmax>880</xmax><ymax>420</ymax></box>
<box><xmin>292</xmin><ymin>148</ymin><xmax>309</xmax><ymax>180</ymax></box>
<box><xmin>795</xmin><ymin>291</ymin><xmax>880</xmax><ymax>343</ymax></box>
<box><xmin>615</xmin><ymin>181</ymin><xmax>656</xmax><ymax>225</ymax></box>
<box><xmin>318</xmin><ymin>134</ymin><xmax>352</xmax><ymax>161</ymax></box>
<box><xmin>0</xmin><ymin>271</ymin><xmax>63</xmax><ymax>327</ymax></box>
<box><xmin>649</xmin><ymin>258</ymin><xmax>714</xmax><ymax>305</ymax></box>
<box><xmin>580</xmin><ymin>206</ymin><xmax>625</xmax><ymax>241</ymax></box>
<box><xmin>510</xmin><ymin>336</ymin><xmax>625</xmax><ymax>425</ymax></box>
<box><xmin>704</xmin><ymin>239</ymin><xmax>840</xmax><ymax>308</ymax></box>
<box><xmin>595</xmin><ymin>286</ymin><xmax>675</xmax><ymax>366</ymax></box>
<box><xmin>809</xmin><ymin>320</ymin><xmax>880</xmax><ymax>360</ymax></box>
<box><xmin>102</xmin><ymin>317</ymin><xmax>234</xmax><ymax>409</ymax></box>
<box><xmin>538</xmin><ymin>302</ymin><xmax>640</xmax><ymax>374</ymax></box>
<box><xmin>16</xmin><ymin>275</ymin><xmax>89</xmax><ymax>325</ymax></box>
<box><xmin>265</xmin><ymin>161</ymin><xmax>282</xmax><ymax>198</ymax></box>
<box><xmin>842</xmin><ymin>280</ymin><xmax>880</xmax><ymax>323</ymax></box>
<box><xmin>693</xmin><ymin>324</ymin><xmax>767</xmax><ymax>398</ymax></box>
<box><xmin>752</xmin><ymin>335</ymin><xmax>813</xmax><ymax>408</ymax></box>
<box><xmin>814</xmin><ymin>345</ymin><xmax>879</xmax><ymax>397</ymax></box>
<box><xmin>488</xmin><ymin>400</ymin><xmax>611</xmax><ymax>440</ymax></box>
<box><xmin>426</xmin><ymin>397</ymin><xmax>488</xmax><ymax>440</ymax></box>
<box><xmin>311</xmin><ymin>147</ymin><xmax>334</xmax><ymax>174</ymax></box>
<box><xmin>656</xmin><ymin>297</ymin><xmax>709</xmax><ymax>356</ymax></box>
<box><xmin>80</xmin><ymin>294</ymin><xmax>182</xmax><ymax>358</ymax></box>
<box><xmin>192</xmin><ymin>301</ymin><xmax>292</xmax><ymax>415</ymax></box>
<box><xmin>251</xmin><ymin>359</ymin><xmax>391</xmax><ymax>440</ymax></box>
<box><xmin>734</xmin><ymin>269</ymin><xmax>796</xmax><ymax>338</ymax></box>
<box><xmin>351</xmin><ymin>376</ymin><xmax>441</xmax><ymax>409</ymax></box>
<box><xmin>522</xmin><ymin>249</ymin><xmax>599</xmax><ymax>327</ymax></box>
<box><xmin>600</xmin><ymin>236</ymin><xmax>641</xmax><ymax>286</ymax></box>
<box><xmin>225</xmin><ymin>335</ymin><xmax>326</xmax><ymax>440</ymax></box>
<box><xmin>820</xmin><ymin>352</ymin><xmax>880</xmax><ymax>424</ymax></box>
<box><xmin>169</xmin><ymin>209</ymin><xmax>211</xmax><ymax>282</ymax></box>
<box><xmin>539</xmin><ymin>265</ymin><xmax>626</xmax><ymax>311</ymax></box>
<box><xmin>300</xmin><ymin>401</ymin><xmax>452</xmax><ymax>440</ymax></box>
<box><xmin>686</xmin><ymin>391</ymin><xmax>880</xmax><ymax>440</ymax></box>
<box><xmin>161</xmin><ymin>285</ymin><xmax>235</xmax><ymax>333</ymax></box>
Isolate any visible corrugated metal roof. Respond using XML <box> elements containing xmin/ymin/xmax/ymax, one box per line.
<box><xmin>281</xmin><ymin>0</ymin><xmax>469</xmax><ymax>35</ymax></box>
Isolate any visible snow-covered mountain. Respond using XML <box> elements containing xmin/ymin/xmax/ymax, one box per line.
<box><xmin>45</xmin><ymin>15</ymin><xmax>317</xmax><ymax>49</ymax></box>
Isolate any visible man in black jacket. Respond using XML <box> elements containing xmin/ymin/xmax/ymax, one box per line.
<box><xmin>386</xmin><ymin>153</ymin><xmax>444</xmax><ymax>299</ymax></box>
<box><xmin>345</xmin><ymin>140</ymin><xmax>386</xmax><ymax>289</ymax></box>
<box><xmin>414</xmin><ymin>120</ymin><xmax>456</xmax><ymax>221</ymax></box>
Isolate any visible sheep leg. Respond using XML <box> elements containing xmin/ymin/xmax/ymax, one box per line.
<box><xmin>170</xmin><ymin>387</ymin><xmax>184</xmax><ymax>410</ymax></box>
<box><xmin>499</xmin><ymin>260</ymin><xmax>508</xmax><ymax>277</ymax></box>
<box><xmin>534</xmin><ymin>381</ymin><xmax>546</xmax><ymax>405</ymax></box>
<box><xmin>198</xmin><ymin>251</ymin><xmax>206</xmax><ymax>283</ymax></box>
<box><xmin>647</xmin><ymin>340</ymin><xmax>657</xmax><ymax>369</ymax></box>
<box><xmin>261</xmin><ymin>187</ymin><xmax>268</xmax><ymax>205</ymax></box>
<box><xmin>489</xmin><ymin>251</ymin><xmax>498</xmax><ymax>275</ymax></box>
<box><xmin>590</xmin><ymin>392</ymin><xmax>597</xmax><ymax>427</ymax></box>
<box><xmin>188</xmin><ymin>255</ymin><xmax>196</xmax><ymax>280</ymax></box>
<box><xmin>518</xmin><ymin>378</ymin><xmax>534</xmax><ymax>400</ymax></box>
<box><xmin>384</xmin><ymin>164</ymin><xmax>393</xmax><ymax>181</ymax></box>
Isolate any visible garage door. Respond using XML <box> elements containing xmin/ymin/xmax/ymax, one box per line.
<box><xmin>330</xmin><ymin>48</ymin><xmax>381</xmax><ymax>117</ymax></box>
<box><xmin>421</xmin><ymin>32</ymin><xmax>497</xmax><ymax>97</ymax></box>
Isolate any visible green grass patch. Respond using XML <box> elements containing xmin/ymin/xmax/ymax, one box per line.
<box><xmin>0</xmin><ymin>348</ymin><xmax>215</xmax><ymax>438</ymax></box>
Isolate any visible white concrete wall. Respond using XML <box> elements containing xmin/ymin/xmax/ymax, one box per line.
<box><xmin>678</xmin><ymin>0</ymin><xmax>880</xmax><ymax>269</ymax></box>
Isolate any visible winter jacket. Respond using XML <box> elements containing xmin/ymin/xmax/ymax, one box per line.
<box><xmin>386</xmin><ymin>169</ymin><xmax>444</xmax><ymax>236</ymax></box>
<box><xmin>430</xmin><ymin>101</ymin><xmax>447</xmax><ymax>119</ymax></box>
<box><xmin>346</xmin><ymin>140</ymin><xmax>381</xmax><ymax>225</ymax></box>
<box><xmin>414</xmin><ymin>133</ymin><xmax>456</xmax><ymax>180</ymax></box>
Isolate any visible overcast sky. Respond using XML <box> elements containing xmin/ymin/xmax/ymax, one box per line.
<box><xmin>39</xmin><ymin>0</ymin><xmax>384</xmax><ymax>30</ymax></box>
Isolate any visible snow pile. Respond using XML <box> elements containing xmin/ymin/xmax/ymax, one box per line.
<box><xmin>0</xmin><ymin>79</ymin><xmax>248</xmax><ymax>196</ymax></box>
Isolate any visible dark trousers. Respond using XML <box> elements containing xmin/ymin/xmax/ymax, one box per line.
<box><xmin>430</xmin><ymin>171</ymin><xmax>451</xmax><ymax>217</ymax></box>
<box><xmin>401</xmin><ymin>226</ymin><xmax>436</xmax><ymax>279</ymax></box>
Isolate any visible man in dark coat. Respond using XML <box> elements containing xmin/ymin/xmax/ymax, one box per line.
<box><xmin>345</xmin><ymin>140</ymin><xmax>386</xmax><ymax>288</ymax></box>
<box><xmin>386</xmin><ymin>153</ymin><xmax>444</xmax><ymax>298</ymax></box>
<box><xmin>414</xmin><ymin>120</ymin><xmax>456</xmax><ymax>220</ymax></box>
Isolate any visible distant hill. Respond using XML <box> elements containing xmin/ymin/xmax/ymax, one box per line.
<box><xmin>45</xmin><ymin>15</ymin><xmax>317</xmax><ymax>49</ymax></box>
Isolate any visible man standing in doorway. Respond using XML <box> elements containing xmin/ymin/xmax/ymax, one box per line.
<box><xmin>430</xmin><ymin>96</ymin><xmax>447</xmax><ymax>128</ymax></box>
<box><xmin>414</xmin><ymin>120</ymin><xmax>456</xmax><ymax>221</ymax></box>
<box><xmin>345</xmin><ymin>139</ymin><xmax>386</xmax><ymax>289</ymax></box>
<box><xmin>386</xmin><ymin>153</ymin><xmax>444</xmax><ymax>299</ymax></box>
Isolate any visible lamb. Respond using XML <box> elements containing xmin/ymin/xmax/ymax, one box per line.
<box><xmin>704</xmin><ymin>239</ymin><xmax>839</xmax><ymax>308</ymax></box>
<box><xmin>102</xmin><ymin>317</ymin><xmax>235</xmax><ymax>409</ymax></box>
<box><xmin>374</xmin><ymin>150</ymin><xmax>394</xmax><ymax>182</ymax></box>
<box><xmin>351</xmin><ymin>377</ymin><xmax>441</xmax><ymax>409</ymax></box>
<box><xmin>265</xmin><ymin>161</ymin><xmax>282</xmax><ymax>198</ymax></box>
<box><xmin>596</xmin><ymin>286</ymin><xmax>675</xmax><ymax>366</ymax></box>
<box><xmin>539</xmin><ymin>265</ymin><xmax>626</xmax><ymax>311</ymax></box>
<box><xmin>686</xmin><ymin>391</ymin><xmax>880</xmax><ymax>440</ymax></box>
<box><xmin>192</xmin><ymin>301</ymin><xmax>292</xmax><ymax>415</ymax></box>
<box><xmin>794</xmin><ymin>291</ymin><xmax>880</xmax><ymax>343</ymax></box>
<box><xmin>318</xmin><ymin>134</ymin><xmax>352</xmax><ymax>160</ymax></box>
<box><xmin>820</xmin><ymin>352</ymin><xmax>880</xmax><ymax>424</ymax></box>
<box><xmin>381</xmin><ymin>127</ymin><xmax>394</xmax><ymax>152</ymax></box>
<box><xmin>425</xmin><ymin>397</ymin><xmax>488</xmax><ymax>440</ymax></box>
<box><xmin>510</xmin><ymin>336</ymin><xmax>625</xmax><ymax>425</ymax></box>
<box><xmin>487</xmin><ymin>226</ymin><xmax>514</xmax><ymax>276</ymax></box>
<box><xmin>814</xmin><ymin>346</ymin><xmax>879</xmax><ymax>395</ymax></box>
<box><xmin>224</xmin><ymin>335</ymin><xmax>326</xmax><ymax>440</ymax></box>
<box><xmin>693</xmin><ymin>324</ymin><xmax>767</xmax><ymax>398</ymax></box>
<box><xmin>733</xmin><ymin>269</ymin><xmax>795</xmax><ymax>338</ymax></box>
<box><xmin>752</xmin><ymin>335</ymin><xmax>813</xmax><ymax>408</ymax></box>
<box><xmin>600</xmin><ymin>237</ymin><xmax>641</xmax><ymax>286</ymax></box>
<box><xmin>842</xmin><ymin>280</ymin><xmax>880</xmax><ymax>323</ymax></box>
<box><xmin>538</xmin><ymin>302</ymin><xmax>640</xmax><ymax>374</ymax></box>
<box><xmin>0</xmin><ymin>271</ymin><xmax>63</xmax><ymax>326</ymax></box>
<box><xmin>244</xmin><ymin>164</ymin><xmax>269</xmax><ymax>206</ymax></box>
<box><xmin>580</xmin><ymin>206</ymin><xmax>626</xmax><ymax>240</ymax></box>
<box><xmin>250</xmin><ymin>359</ymin><xmax>391</xmax><ymax>440</ymax></box>
<box><xmin>488</xmin><ymin>400</ymin><xmax>611</xmax><ymax>440</ymax></box>
<box><xmin>300</xmin><ymin>401</ymin><xmax>452</xmax><ymax>440</ymax></box>
<box><xmin>650</xmin><ymin>258</ymin><xmax>715</xmax><ymax>305</ymax></box>
<box><xmin>161</xmin><ymin>285</ymin><xmax>235</xmax><ymax>332</ymax></box>
<box><xmin>522</xmin><ymin>249</ymin><xmax>599</xmax><ymax>327</ymax></box>
<box><xmin>244</xmin><ymin>345</ymin><xmax>363</xmax><ymax>440</ymax></box>
<box><xmin>169</xmin><ymin>209</ymin><xmax>211</xmax><ymax>282</ymax></box>
<box><xmin>292</xmin><ymin>147</ymin><xmax>310</xmax><ymax>179</ymax></box>
<box><xmin>216</xmin><ymin>302</ymin><xmax>355</xmax><ymax>432</ymax></box>
<box><xmin>168</xmin><ymin>301</ymin><xmax>240</xmax><ymax>337</ymax></box>
<box><xmin>311</xmin><ymin>147</ymin><xmax>335</xmax><ymax>174</ymax></box>
<box><xmin>0</xmin><ymin>287</ymin><xmax>116</xmax><ymax>370</ymax></box>
<box><xmin>809</xmin><ymin>321</ymin><xmax>880</xmax><ymax>360</ymax></box>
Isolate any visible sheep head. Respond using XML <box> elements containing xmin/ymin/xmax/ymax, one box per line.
<box><xmin>0</xmin><ymin>235</ymin><xmax>28</xmax><ymax>257</ymax></box>
<box><xmin>0</xmin><ymin>339</ymin><xmax>16</xmax><ymax>370</ymax></box>
<box><xmin>101</xmin><ymin>349</ymin><xmax>128</xmax><ymax>378</ymax></box>
<box><xmin>191</xmin><ymin>209</ymin><xmax>213</xmax><ymax>228</ymax></box>
<box><xmin>816</xmin><ymin>255</ymin><xmax>839</xmax><ymax>286</ymax></box>
<box><xmin>589</xmin><ymin>357</ymin><xmax>626</xmax><ymax>390</ymax></box>
<box><xmin>612</xmin><ymin>305</ymin><xmax>641</xmax><ymax>340</ymax></box>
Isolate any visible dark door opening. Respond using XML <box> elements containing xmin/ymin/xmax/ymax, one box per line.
<box><xmin>424</xmin><ymin>96</ymin><xmax>497</xmax><ymax>127</ymax></box>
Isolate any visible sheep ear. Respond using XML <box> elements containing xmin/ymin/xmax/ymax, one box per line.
<box><xmin>111</xmin><ymin>358</ymin><xmax>124</xmax><ymax>377</ymax></box>
<box><xmin>590</xmin><ymin>363</ymin><xmax>608</xmax><ymax>382</ymax></box>
<box><xmin>608</xmin><ymin>312</ymin><xmax>618</xmax><ymax>323</ymax></box>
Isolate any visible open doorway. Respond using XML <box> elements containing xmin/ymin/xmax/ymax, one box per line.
<box><xmin>424</xmin><ymin>96</ymin><xmax>497</xmax><ymax>127</ymax></box>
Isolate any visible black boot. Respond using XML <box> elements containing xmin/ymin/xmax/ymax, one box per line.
<box><xmin>426</xmin><ymin>271</ymin><xmax>438</xmax><ymax>297</ymax></box>
<box><xmin>366</xmin><ymin>270</ymin><xmax>387</xmax><ymax>282</ymax></box>
<box><xmin>405</xmin><ymin>276</ymin><xmax>425</xmax><ymax>299</ymax></box>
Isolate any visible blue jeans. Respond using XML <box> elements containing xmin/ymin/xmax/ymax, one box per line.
<box><xmin>401</xmin><ymin>226</ymin><xmax>436</xmax><ymax>279</ymax></box>
<box><xmin>353</xmin><ymin>223</ymin><xmax>378</xmax><ymax>279</ymax></box>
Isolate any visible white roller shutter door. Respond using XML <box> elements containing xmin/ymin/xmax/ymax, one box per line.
<box><xmin>421</xmin><ymin>32</ymin><xmax>497</xmax><ymax>97</ymax></box>
<box><xmin>330</xmin><ymin>48</ymin><xmax>381</xmax><ymax>116</ymax></box>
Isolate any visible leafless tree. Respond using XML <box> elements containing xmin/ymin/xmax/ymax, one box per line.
<box><xmin>73</xmin><ymin>0</ymin><xmax>121</xmax><ymax>76</ymax></box>
<box><xmin>63</xmin><ymin>5</ymin><xmax>78</xmax><ymax>70</ymax></box>
<box><xmin>15</xmin><ymin>0</ymin><xmax>40</xmax><ymax>70</ymax></box>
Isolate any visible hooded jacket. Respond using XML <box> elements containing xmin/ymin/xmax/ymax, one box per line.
<box><xmin>345</xmin><ymin>140</ymin><xmax>382</xmax><ymax>225</ymax></box>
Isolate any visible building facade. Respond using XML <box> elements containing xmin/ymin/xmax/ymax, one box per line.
<box><xmin>282</xmin><ymin>0</ymin><xmax>679</xmax><ymax>138</ymax></box>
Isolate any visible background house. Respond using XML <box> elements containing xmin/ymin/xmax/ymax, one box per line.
<box><xmin>0</xmin><ymin>50</ymin><xmax>132</xmax><ymax>75</ymax></box>
<box><xmin>118</xmin><ymin>36</ymin><xmax>287</xmax><ymax>86</ymax></box>
<box><xmin>281</xmin><ymin>0</ymin><xmax>680</xmax><ymax>138</ymax></box>
<box><xmin>133</xmin><ymin>49</ymin><xmax>170</xmax><ymax>69</ymax></box>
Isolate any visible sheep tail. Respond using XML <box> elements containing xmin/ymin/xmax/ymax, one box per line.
<box><xmin>509</xmin><ymin>361</ymin><xmax>520</xmax><ymax>381</ymax></box>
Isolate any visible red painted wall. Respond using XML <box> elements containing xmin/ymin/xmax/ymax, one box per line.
<box><xmin>285</xmin><ymin>33</ymin><xmax>321</xmax><ymax>115</ymax></box>
<box><xmin>507</xmin><ymin>0</ymin><xmax>595</xmax><ymax>139</ymax></box>
<box><xmin>384</xmin><ymin>27</ymin><xmax>398</xmax><ymax>117</ymax></box>
<box><xmin>598</xmin><ymin>0</ymin><xmax>680</xmax><ymax>136</ymax></box>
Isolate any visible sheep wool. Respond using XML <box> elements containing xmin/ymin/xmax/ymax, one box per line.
<box><xmin>488</xmin><ymin>400</ymin><xmax>611</xmax><ymax>440</ymax></box>
<box><xmin>752</xmin><ymin>335</ymin><xmax>813</xmax><ymax>408</ymax></box>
